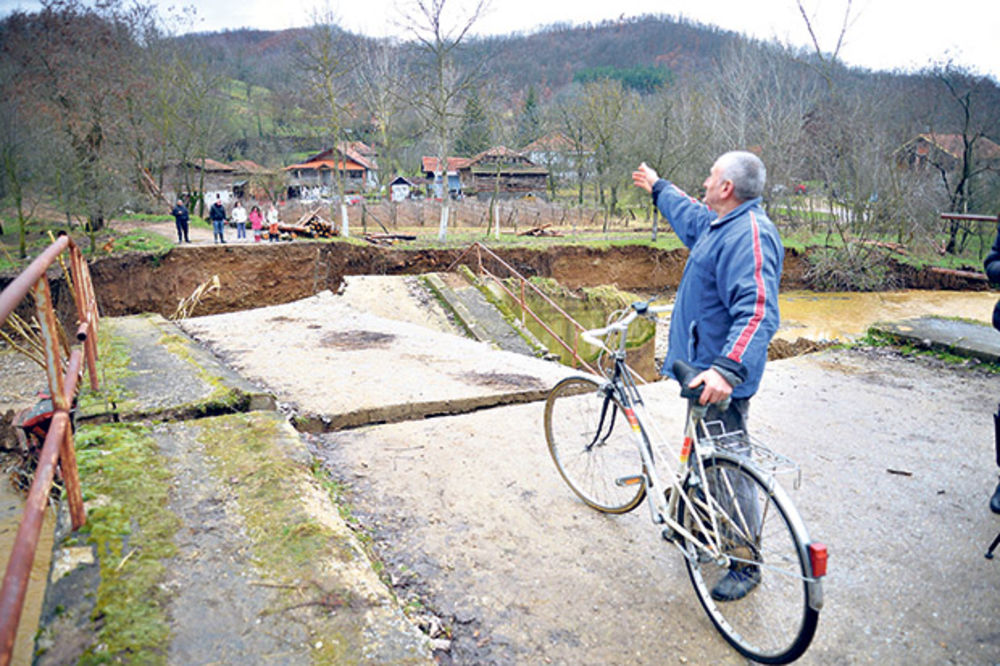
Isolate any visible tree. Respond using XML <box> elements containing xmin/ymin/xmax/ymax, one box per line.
<box><xmin>579</xmin><ymin>79</ymin><xmax>633</xmax><ymax>223</ymax></box>
<box><xmin>923</xmin><ymin>64</ymin><xmax>1000</xmax><ymax>252</ymax></box>
<box><xmin>1</xmin><ymin>1</ymin><xmax>155</xmax><ymax>251</ymax></box>
<box><xmin>404</xmin><ymin>0</ymin><xmax>490</xmax><ymax>242</ymax></box>
<box><xmin>455</xmin><ymin>86</ymin><xmax>490</xmax><ymax>155</ymax></box>
<box><xmin>298</xmin><ymin>11</ymin><xmax>355</xmax><ymax>236</ymax></box>
<box><xmin>353</xmin><ymin>36</ymin><xmax>408</xmax><ymax>193</ymax></box>
<box><xmin>516</xmin><ymin>85</ymin><xmax>542</xmax><ymax>147</ymax></box>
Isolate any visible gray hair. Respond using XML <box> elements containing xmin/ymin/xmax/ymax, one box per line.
<box><xmin>716</xmin><ymin>151</ymin><xmax>766</xmax><ymax>201</ymax></box>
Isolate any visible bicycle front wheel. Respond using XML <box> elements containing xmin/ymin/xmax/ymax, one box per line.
<box><xmin>679</xmin><ymin>455</ymin><xmax>819</xmax><ymax>664</ymax></box>
<box><xmin>543</xmin><ymin>376</ymin><xmax>645</xmax><ymax>513</ymax></box>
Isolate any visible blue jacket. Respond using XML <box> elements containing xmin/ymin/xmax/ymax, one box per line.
<box><xmin>652</xmin><ymin>179</ymin><xmax>783</xmax><ymax>398</ymax></box>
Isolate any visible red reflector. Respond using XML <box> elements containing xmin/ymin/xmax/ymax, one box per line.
<box><xmin>808</xmin><ymin>542</ymin><xmax>828</xmax><ymax>577</ymax></box>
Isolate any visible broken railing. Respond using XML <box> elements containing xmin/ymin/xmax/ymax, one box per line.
<box><xmin>449</xmin><ymin>242</ymin><xmax>603</xmax><ymax>374</ymax></box>
<box><xmin>0</xmin><ymin>233</ymin><xmax>100</xmax><ymax>666</ymax></box>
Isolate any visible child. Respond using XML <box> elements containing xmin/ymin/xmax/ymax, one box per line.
<box><xmin>249</xmin><ymin>204</ymin><xmax>263</xmax><ymax>243</ymax></box>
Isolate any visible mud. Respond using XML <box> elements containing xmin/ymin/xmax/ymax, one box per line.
<box><xmin>2</xmin><ymin>242</ymin><xmax>986</xmax><ymax>333</ymax></box>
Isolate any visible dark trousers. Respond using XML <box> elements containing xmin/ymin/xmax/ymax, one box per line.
<box><xmin>174</xmin><ymin>218</ymin><xmax>189</xmax><ymax>242</ymax></box>
<box><xmin>696</xmin><ymin>398</ymin><xmax>761</xmax><ymax>542</ymax></box>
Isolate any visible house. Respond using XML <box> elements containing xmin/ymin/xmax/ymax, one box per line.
<box><xmin>897</xmin><ymin>133</ymin><xmax>1000</xmax><ymax>171</ymax></box>
<box><xmin>229</xmin><ymin>160</ymin><xmax>282</xmax><ymax>200</ymax></box>
<box><xmin>421</xmin><ymin>148</ymin><xmax>549</xmax><ymax>201</ymax></box>
<box><xmin>157</xmin><ymin>158</ymin><xmax>240</xmax><ymax>206</ymax></box>
<box><xmin>421</xmin><ymin>156</ymin><xmax>471</xmax><ymax>199</ymax></box>
<box><xmin>285</xmin><ymin>142</ymin><xmax>379</xmax><ymax>199</ymax></box>
<box><xmin>388</xmin><ymin>175</ymin><xmax>418</xmax><ymax>202</ymax></box>
<box><xmin>522</xmin><ymin>132</ymin><xmax>592</xmax><ymax>181</ymax></box>
<box><xmin>460</xmin><ymin>146</ymin><xmax>549</xmax><ymax>200</ymax></box>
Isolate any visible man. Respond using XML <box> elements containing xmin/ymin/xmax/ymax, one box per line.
<box><xmin>983</xmin><ymin>223</ymin><xmax>1000</xmax><ymax>514</ymax></box>
<box><xmin>208</xmin><ymin>195</ymin><xmax>227</xmax><ymax>244</ymax></box>
<box><xmin>632</xmin><ymin>151</ymin><xmax>783</xmax><ymax>601</ymax></box>
<box><xmin>170</xmin><ymin>199</ymin><xmax>190</xmax><ymax>243</ymax></box>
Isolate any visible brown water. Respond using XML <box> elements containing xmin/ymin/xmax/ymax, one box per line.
<box><xmin>776</xmin><ymin>289</ymin><xmax>998</xmax><ymax>341</ymax></box>
<box><xmin>0</xmin><ymin>481</ymin><xmax>56</xmax><ymax>665</ymax></box>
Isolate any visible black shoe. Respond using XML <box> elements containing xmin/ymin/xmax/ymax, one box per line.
<box><xmin>710</xmin><ymin>565</ymin><xmax>760</xmax><ymax>602</ymax></box>
<box><xmin>991</xmin><ymin>480</ymin><xmax>1000</xmax><ymax>514</ymax></box>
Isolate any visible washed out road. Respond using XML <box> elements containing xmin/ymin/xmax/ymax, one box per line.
<box><xmin>181</xmin><ymin>283</ymin><xmax>1000</xmax><ymax>664</ymax></box>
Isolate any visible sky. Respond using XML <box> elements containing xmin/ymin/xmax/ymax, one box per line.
<box><xmin>1</xmin><ymin>0</ymin><xmax>998</xmax><ymax>80</ymax></box>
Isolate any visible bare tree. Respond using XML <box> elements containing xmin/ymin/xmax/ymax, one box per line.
<box><xmin>298</xmin><ymin>10</ymin><xmax>355</xmax><ymax>236</ymax></box>
<box><xmin>353</xmin><ymin>36</ymin><xmax>408</xmax><ymax>193</ymax></box>
<box><xmin>579</xmin><ymin>79</ymin><xmax>634</xmax><ymax>226</ymax></box>
<box><xmin>403</xmin><ymin>0</ymin><xmax>490</xmax><ymax>242</ymax></box>
<box><xmin>922</xmin><ymin>64</ymin><xmax>1000</xmax><ymax>253</ymax></box>
<box><xmin>2</xmin><ymin>0</ymin><xmax>154</xmax><ymax>251</ymax></box>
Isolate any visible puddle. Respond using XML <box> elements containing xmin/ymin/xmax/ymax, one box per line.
<box><xmin>0</xmin><ymin>479</ymin><xmax>56</xmax><ymax>665</ymax></box>
<box><xmin>777</xmin><ymin>289</ymin><xmax>998</xmax><ymax>341</ymax></box>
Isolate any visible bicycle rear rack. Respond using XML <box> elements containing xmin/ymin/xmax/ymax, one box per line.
<box><xmin>699</xmin><ymin>420</ymin><xmax>801</xmax><ymax>488</ymax></box>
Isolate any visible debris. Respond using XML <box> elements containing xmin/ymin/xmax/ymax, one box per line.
<box><xmin>363</xmin><ymin>233</ymin><xmax>416</xmax><ymax>246</ymax></box>
<box><xmin>517</xmin><ymin>224</ymin><xmax>562</xmax><ymax>237</ymax></box>
<box><xmin>886</xmin><ymin>468</ymin><xmax>913</xmax><ymax>477</ymax></box>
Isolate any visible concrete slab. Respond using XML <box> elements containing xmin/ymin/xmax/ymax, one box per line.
<box><xmin>37</xmin><ymin>412</ymin><xmax>432</xmax><ymax>664</ymax></box>
<box><xmin>424</xmin><ymin>272</ymin><xmax>546</xmax><ymax>357</ymax></box>
<box><xmin>178</xmin><ymin>291</ymin><xmax>571</xmax><ymax>431</ymax></box>
<box><xmin>79</xmin><ymin>314</ymin><xmax>274</xmax><ymax>423</ymax></box>
<box><xmin>871</xmin><ymin>315</ymin><xmax>1000</xmax><ymax>362</ymax></box>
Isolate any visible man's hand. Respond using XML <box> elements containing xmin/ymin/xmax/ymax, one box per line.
<box><xmin>688</xmin><ymin>368</ymin><xmax>733</xmax><ymax>405</ymax></box>
<box><xmin>631</xmin><ymin>162</ymin><xmax>659</xmax><ymax>194</ymax></box>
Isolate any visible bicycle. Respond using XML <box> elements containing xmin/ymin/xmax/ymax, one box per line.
<box><xmin>543</xmin><ymin>300</ymin><xmax>826</xmax><ymax>664</ymax></box>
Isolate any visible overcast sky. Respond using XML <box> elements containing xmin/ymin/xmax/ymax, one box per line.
<box><xmin>2</xmin><ymin>0</ymin><xmax>998</xmax><ymax>79</ymax></box>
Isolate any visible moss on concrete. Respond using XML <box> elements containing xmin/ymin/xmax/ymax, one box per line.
<box><xmin>194</xmin><ymin>413</ymin><xmax>365</xmax><ymax>662</ymax></box>
<box><xmin>72</xmin><ymin>423</ymin><xmax>179</xmax><ymax>664</ymax></box>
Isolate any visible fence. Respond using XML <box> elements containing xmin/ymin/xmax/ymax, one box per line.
<box><xmin>0</xmin><ymin>233</ymin><xmax>100</xmax><ymax>666</ymax></box>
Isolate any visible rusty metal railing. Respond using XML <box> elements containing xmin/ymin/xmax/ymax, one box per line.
<box><xmin>448</xmin><ymin>242</ymin><xmax>601</xmax><ymax>375</ymax></box>
<box><xmin>0</xmin><ymin>233</ymin><xmax>100</xmax><ymax>666</ymax></box>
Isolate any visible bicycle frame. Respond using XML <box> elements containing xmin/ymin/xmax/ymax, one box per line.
<box><xmin>582</xmin><ymin>304</ymin><xmax>822</xmax><ymax>592</ymax></box>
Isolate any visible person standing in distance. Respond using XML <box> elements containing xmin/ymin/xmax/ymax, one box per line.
<box><xmin>170</xmin><ymin>199</ymin><xmax>190</xmax><ymax>243</ymax></box>
<box><xmin>632</xmin><ymin>151</ymin><xmax>784</xmax><ymax>602</ymax></box>
<box><xmin>209</xmin><ymin>195</ymin><xmax>227</xmax><ymax>244</ymax></box>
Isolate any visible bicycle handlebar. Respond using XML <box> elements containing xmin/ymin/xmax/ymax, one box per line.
<box><xmin>580</xmin><ymin>300</ymin><xmax>672</xmax><ymax>349</ymax></box>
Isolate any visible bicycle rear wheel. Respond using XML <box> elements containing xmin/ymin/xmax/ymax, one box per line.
<box><xmin>679</xmin><ymin>455</ymin><xmax>819</xmax><ymax>664</ymax></box>
<box><xmin>544</xmin><ymin>376</ymin><xmax>645</xmax><ymax>513</ymax></box>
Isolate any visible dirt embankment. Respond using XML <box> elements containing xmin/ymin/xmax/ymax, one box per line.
<box><xmin>1</xmin><ymin>243</ymin><xmax>985</xmax><ymax>323</ymax></box>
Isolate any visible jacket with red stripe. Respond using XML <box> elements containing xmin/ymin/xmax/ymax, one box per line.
<box><xmin>651</xmin><ymin>179</ymin><xmax>783</xmax><ymax>398</ymax></box>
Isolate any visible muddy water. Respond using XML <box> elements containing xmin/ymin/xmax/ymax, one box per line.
<box><xmin>777</xmin><ymin>289</ymin><xmax>998</xmax><ymax>341</ymax></box>
<box><xmin>0</xmin><ymin>482</ymin><xmax>55</xmax><ymax>665</ymax></box>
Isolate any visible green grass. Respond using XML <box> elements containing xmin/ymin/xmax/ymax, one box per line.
<box><xmin>105</xmin><ymin>229</ymin><xmax>174</xmax><ymax>255</ymax></box>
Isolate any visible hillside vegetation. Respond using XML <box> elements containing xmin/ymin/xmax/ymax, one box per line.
<box><xmin>0</xmin><ymin>1</ymin><xmax>998</xmax><ymax>286</ymax></box>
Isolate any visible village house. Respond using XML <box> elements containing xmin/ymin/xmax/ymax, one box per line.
<box><xmin>461</xmin><ymin>146</ymin><xmax>549</xmax><ymax>200</ymax></box>
<box><xmin>896</xmin><ymin>133</ymin><xmax>1000</xmax><ymax>172</ymax></box>
<box><xmin>229</xmin><ymin>160</ymin><xmax>281</xmax><ymax>200</ymax></box>
<box><xmin>522</xmin><ymin>132</ymin><xmax>592</xmax><ymax>182</ymax></box>
<box><xmin>160</xmin><ymin>158</ymin><xmax>237</xmax><ymax>205</ymax></box>
<box><xmin>284</xmin><ymin>141</ymin><xmax>379</xmax><ymax>200</ymax></box>
<box><xmin>421</xmin><ymin>147</ymin><xmax>549</xmax><ymax>201</ymax></box>
<box><xmin>388</xmin><ymin>175</ymin><xmax>424</xmax><ymax>202</ymax></box>
<box><xmin>421</xmin><ymin>156</ymin><xmax>470</xmax><ymax>199</ymax></box>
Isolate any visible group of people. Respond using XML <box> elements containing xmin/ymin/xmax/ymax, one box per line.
<box><xmin>169</xmin><ymin>196</ymin><xmax>282</xmax><ymax>244</ymax></box>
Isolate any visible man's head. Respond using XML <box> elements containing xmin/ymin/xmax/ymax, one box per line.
<box><xmin>703</xmin><ymin>151</ymin><xmax>766</xmax><ymax>215</ymax></box>
<box><xmin>176</xmin><ymin>199</ymin><xmax>183</xmax><ymax>206</ymax></box>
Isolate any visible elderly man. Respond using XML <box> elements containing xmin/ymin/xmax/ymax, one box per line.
<box><xmin>632</xmin><ymin>151</ymin><xmax>783</xmax><ymax>601</ymax></box>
